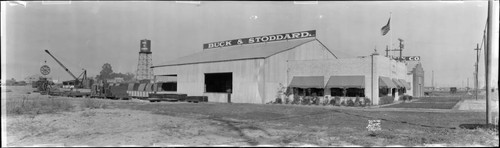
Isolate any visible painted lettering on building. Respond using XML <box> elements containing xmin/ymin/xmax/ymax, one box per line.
<box><xmin>393</xmin><ymin>56</ymin><xmax>421</xmax><ymax>61</ymax></box>
<box><xmin>203</xmin><ymin>30</ymin><xmax>316</xmax><ymax>49</ymax></box>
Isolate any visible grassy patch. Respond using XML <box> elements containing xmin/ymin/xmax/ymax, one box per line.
<box><xmin>6</xmin><ymin>95</ymin><xmax>74</xmax><ymax>116</ymax></box>
<box><xmin>112</xmin><ymin>101</ymin><xmax>498</xmax><ymax>146</ymax></box>
<box><xmin>80</xmin><ymin>98</ymin><xmax>108</xmax><ymax>109</ymax></box>
<box><xmin>80</xmin><ymin>110</ymin><xmax>97</xmax><ymax>117</ymax></box>
<box><xmin>383</xmin><ymin>97</ymin><xmax>462</xmax><ymax>109</ymax></box>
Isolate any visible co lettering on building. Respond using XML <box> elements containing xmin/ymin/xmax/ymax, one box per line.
<box><xmin>404</xmin><ymin>56</ymin><xmax>420</xmax><ymax>61</ymax></box>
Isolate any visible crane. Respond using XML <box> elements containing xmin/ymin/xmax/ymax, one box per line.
<box><xmin>44</xmin><ymin>49</ymin><xmax>87</xmax><ymax>88</ymax></box>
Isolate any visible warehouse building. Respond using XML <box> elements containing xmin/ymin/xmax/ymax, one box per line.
<box><xmin>152</xmin><ymin>30</ymin><xmax>413</xmax><ymax>105</ymax></box>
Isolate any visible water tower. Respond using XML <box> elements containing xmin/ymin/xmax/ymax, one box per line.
<box><xmin>135</xmin><ymin>39</ymin><xmax>154</xmax><ymax>82</ymax></box>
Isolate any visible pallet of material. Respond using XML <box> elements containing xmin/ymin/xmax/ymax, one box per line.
<box><xmin>149</xmin><ymin>93</ymin><xmax>187</xmax><ymax>100</ymax></box>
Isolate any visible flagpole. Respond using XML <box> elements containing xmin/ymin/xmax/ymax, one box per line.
<box><xmin>390</xmin><ymin>12</ymin><xmax>393</xmax><ymax>57</ymax></box>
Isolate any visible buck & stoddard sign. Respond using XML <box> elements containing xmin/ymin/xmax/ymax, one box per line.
<box><xmin>203</xmin><ymin>30</ymin><xmax>316</xmax><ymax>49</ymax></box>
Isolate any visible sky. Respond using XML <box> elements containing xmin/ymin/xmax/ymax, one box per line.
<box><xmin>1</xmin><ymin>1</ymin><xmax>498</xmax><ymax>88</ymax></box>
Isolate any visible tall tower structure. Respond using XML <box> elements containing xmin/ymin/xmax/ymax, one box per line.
<box><xmin>136</xmin><ymin>39</ymin><xmax>154</xmax><ymax>82</ymax></box>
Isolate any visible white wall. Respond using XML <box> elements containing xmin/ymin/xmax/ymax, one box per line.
<box><xmin>288</xmin><ymin>55</ymin><xmax>408</xmax><ymax>105</ymax></box>
<box><xmin>263</xmin><ymin>40</ymin><xmax>336</xmax><ymax>103</ymax></box>
<box><xmin>154</xmin><ymin>59</ymin><xmax>265</xmax><ymax>103</ymax></box>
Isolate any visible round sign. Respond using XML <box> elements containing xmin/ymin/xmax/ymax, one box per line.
<box><xmin>40</xmin><ymin>65</ymin><xmax>50</xmax><ymax>75</ymax></box>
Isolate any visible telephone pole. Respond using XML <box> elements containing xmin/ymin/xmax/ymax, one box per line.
<box><xmin>474</xmin><ymin>43</ymin><xmax>480</xmax><ymax>100</ymax></box>
<box><xmin>385</xmin><ymin>45</ymin><xmax>389</xmax><ymax>57</ymax></box>
<box><xmin>467</xmin><ymin>77</ymin><xmax>469</xmax><ymax>92</ymax></box>
<box><xmin>398</xmin><ymin>38</ymin><xmax>404</xmax><ymax>61</ymax></box>
<box><xmin>485</xmin><ymin>0</ymin><xmax>493</xmax><ymax>125</ymax></box>
<box><xmin>432</xmin><ymin>70</ymin><xmax>434</xmax><ymax>90</ymax></box>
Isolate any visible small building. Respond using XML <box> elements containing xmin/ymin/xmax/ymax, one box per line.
<box><xmin>152</xmin><ymin>30</ymin><xmax>414</xmax><ymax>105</ymax></box>
<box><xmin>409</xmin><ymin>63</ymin><xmax>425</xmax><ymax>97</ymax></box>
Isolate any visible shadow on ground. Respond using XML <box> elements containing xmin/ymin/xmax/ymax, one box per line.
<box><xmin>208</xmin><ymin>116</ymin><xmax>272</xmax><ymax>146</ymax></box>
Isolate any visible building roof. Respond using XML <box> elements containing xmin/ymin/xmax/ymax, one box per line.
<box><xmin>153</xmin><ymin>38</ymin><xmax>331</xmax><ymax>67</ymax></box>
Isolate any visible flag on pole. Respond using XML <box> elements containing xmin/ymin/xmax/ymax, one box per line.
<box><xmin>381</xmin><ymin>17</ymin><xmax>391</xmax><ymax>36</ymax></box>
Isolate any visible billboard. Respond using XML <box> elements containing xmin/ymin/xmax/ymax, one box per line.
<box><xmin>203</xmin><ymin>30</ymin><xmax>316</xmax><ymax>49</ymax></box>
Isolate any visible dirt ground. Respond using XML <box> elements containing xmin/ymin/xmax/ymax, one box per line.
<box><xmin>2</xmin><ymin>86</ymin><xmax>498</xmax><ymax>147</ymax></box>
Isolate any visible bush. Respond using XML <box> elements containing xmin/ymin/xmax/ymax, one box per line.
<box><xmin>81</xmin><ymin>98</ymin><xmax>108</xmax><ymax>109</ymax></box>
<box><xmin>302</xmin><ymin>96</ymin><xmax>312</xmax><ymax>105</ymax></box>
<box><xmin>379</xmin><ymin>96</ymin><xmax>394</xmax><ymax>105</ymax></box>
<box><xmin>313</xmin><ymin>96</ymin><xmax>320</xmax><ymax>105</ymax></box>
<box><xmin>334</xmin><ymin>97</ymin><xmax>341</xmax><ymax>106</ymax></box>
<box><xmin>329</xmin><ymin>98</ymin><xmax>336</xmax><ymax>106</ymax></box>
<box><xmin>401</xmin><ymin>95</ymin><xmax>413</xmax><ymax>102</ymax></box>
<box><xmin>322</xmin><ymin>97</ymin><xmax>329</xmax><ymax>106</ymax></box>
<box><xmin>354</xmin><ymin>97</ymin><xmax>361</xmax><ymax>107</ymax></box>
<box><xmin>346</xmin><ymin>99</ymin><xmax>355</xmax><ymax>107</ymax></box>
<box><xmin>363</xmin><ymin>98</ymin><xmax>371</xmax><ymax>106</ymax></box>
<box><xmin>293</xmin><ymin>95</ymin><xmax>300</xmax><ymax>105</ymax></box>
<box><xmin>340</xmin><ymin>100</ymin><xmax>346</xmax><ymax>106</ymax></box>
<box><xmin>284</xmin><ymin>96</ymin><xmax>290</xmax><ymax>104</ymax></box>
<box><xmin>274</xmin><ymin>98</ymin><xmax>282</xmax><ymax>104</ymax></box>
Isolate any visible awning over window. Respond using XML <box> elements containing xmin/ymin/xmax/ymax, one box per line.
<box><xmin>379</xmin><ymin>77</ymin><xmax>397</xmax><ymax>88</ymax></box>
<box><xmin>326</xmin><ymin>76</ymin><xmax>365</xmax><ymax>88</ymax></box>
<box><xmin>392</xmin><ymin>78</ymin><xmax>404</xmax><ymax>88</ymax></box>
<box><xmin>289</xmin><ymin>76</ymin><xmax>324</xmax><ymax>88</ymax></box>
<box><xmin>399</xmin><ymin>79</ymin><xmax>411</xmax><ymax>88</ymax></box>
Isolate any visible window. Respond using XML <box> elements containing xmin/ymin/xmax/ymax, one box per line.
<box><xmin>330</xmin><ymin>88</ymin><xmax>344</xmax><ymax>96</ymax></box>
<box><xmin>156</xmin><ymin>75</ymin><xmax>177</xmax><ymax>91</ymax></box>
<box><xmin>205</xmin><ymin>72</ymin><xmax>232</xmax><ymax>93</ymax></box>
<box><xmin>293</xmin><ymin>88</ymin><xmax>324</xmax><ymax>96</ymax></box>
<box><xmin>379</xmin><ymin>87</ymin><xmax>389</xmax><ymax>97</ymax></box>
<box><xmin>331</xmin><ymin>88</ymin><xmax>364</xmax><ymax>97</ymax></box>
<box><xmin>346</xmin><ymin>88</ymin><xmax>364</xmax><ymax>97</ymax></box>
<box><xmin>161</xmin><ymin>82</ymin><xmax>177</xmax><ymax>91</ymax></box>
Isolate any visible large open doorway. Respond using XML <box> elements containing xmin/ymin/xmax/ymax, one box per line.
<box><xmin>204</xmin><ymin>72</ymin><xmax>232</xmax><ymax>93</ymax></box>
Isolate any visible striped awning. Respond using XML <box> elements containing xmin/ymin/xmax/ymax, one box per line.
<box><xmin>399</xmin><ymin>79</ymin><xmax>411</xmax><ymax>88</ymax></box>
<box><xmin>138</xmin><ymin>83</ymin><xmax>147</xmax><ymax>91</ymax></box>
<box><xmin>392</xmin><ymin>78</ymin><xmax>404</xmax><ymax>88</ymax></box>
<box><xmin>289</xmin><ymin>76</ymin><xmax>324</xmax><ymax>88</ymax></box>
<box><xmin>379</xmin><ymin>77</ymin><xmax>397</xmax><ymax>88</ymax></box>
<box><xmin>326</xmin><ymin>76</ymin><xmax>365</xmax><ymax>88</ymax></box>
<box><xmin>145</xmin><ymin>83</ymin><xmax>153</xmax><ymax>91</ymax></box>
<box><xmin>128</xmin><ymin>83</ymin><xmax>135</xmax><ymax>91</ymax></box>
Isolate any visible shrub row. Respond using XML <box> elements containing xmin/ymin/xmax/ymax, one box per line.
<box><xmin>270</xmin><ymin>96</ymin><xmax>372</xmax><ymax>107</ymax></box>
<box><xmin>379</xmin><ymin>96</ymin><xmax>394</xmax><ymax>105</ymax></box>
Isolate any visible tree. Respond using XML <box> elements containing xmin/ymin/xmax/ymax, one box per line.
<box><xmin>98</xmin><ymin>63</ymin><xmax>113</xmax><ymax>80</ymax></box>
